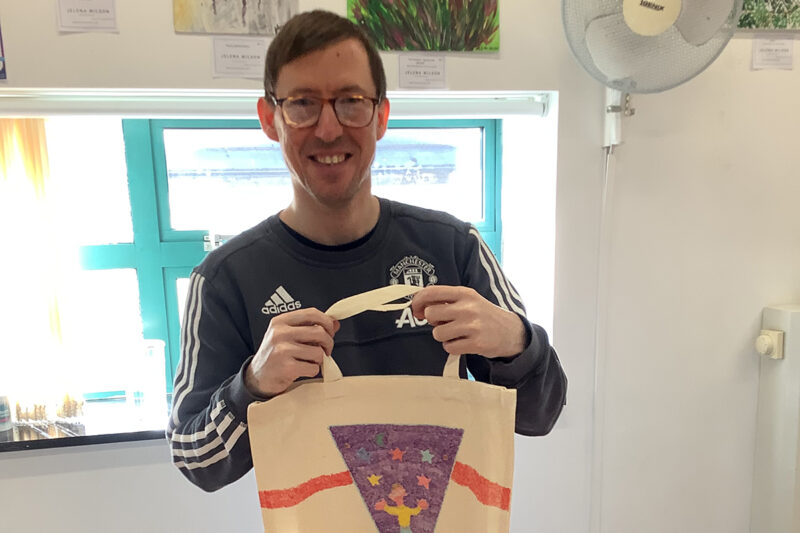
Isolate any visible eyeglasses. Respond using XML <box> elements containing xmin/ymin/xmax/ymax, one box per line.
<box><xmin>271</xmin><ymin>94</ymin><xmax>380</xmax><ymax>128</ymax></box>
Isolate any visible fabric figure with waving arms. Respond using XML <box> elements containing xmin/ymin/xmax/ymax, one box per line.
<box><xmin>375</xmin><ymin>483</ymin><xmax>428</xmax><ymax>533</ymax></box>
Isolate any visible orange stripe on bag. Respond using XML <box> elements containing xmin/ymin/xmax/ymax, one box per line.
<box><xmin>451</xmin><ymin>461</ymin><xmax>511</xmax><ymax>511</ymax></box>
<box><xmin>259</xmin><ymin>471</ymin><xmax>353</xmax><ymax>508</ymax></box>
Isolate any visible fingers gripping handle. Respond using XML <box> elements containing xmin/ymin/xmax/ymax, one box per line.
<box><xmin>322</xmin><ymin>285</ymin><xmax>461</xmax><ymax>382</ymax></box>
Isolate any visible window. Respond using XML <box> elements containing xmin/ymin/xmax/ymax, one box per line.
<box><xmin>0</xmin><ymin>115</ymin><xmax>503</xmax><ymax>449</ymax></box>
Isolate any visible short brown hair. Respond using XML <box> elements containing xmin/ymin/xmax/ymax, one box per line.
<box><xmin>264</xmin><ymin>10</ymin><xmax>387</xmax><ymax>102</ymax></box>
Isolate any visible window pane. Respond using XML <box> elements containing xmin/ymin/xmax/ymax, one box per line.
<box><xmin>0</xmin><ymin>267</ymin><xmax>169</xmax><ymax>441</ymax></box>
<box><xmin>59</xmin><ymin>269</ymin><xmax>145</xmax><ymax>398</ymax></box>
<box><xmin>164</xmin><ymin>128</ymin><xmax>292</xmax><ymax>234</ymax></box>
<box><xmin>163</xmin><ymin>126</ymin><xmax>485</xmax><ymax>235</ymax></box>
<box><xmin>373</xmin><ymin>128</ymin><xmax>485</xmax><ymax>222</ymax></box>
<box><xmin>45</xmin><ymin>118</ymin><xmax>133</xmax><ymax>245</ymax></box>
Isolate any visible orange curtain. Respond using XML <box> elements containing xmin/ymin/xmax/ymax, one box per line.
<box><xmin>0</xmin><ymin>118</ymin><xmax>62</xmax><ymax>342</ymax></box>
<box><xmin>0</xmin><ymin>119</ymin><xmax>51</xmax><ymax>197</ymax></box>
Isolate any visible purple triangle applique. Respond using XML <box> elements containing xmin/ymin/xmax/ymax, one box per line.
<box><xmin>329</xmin><ymin>424</ymin><xmax>463</xmax><ymax>533</ymax></box>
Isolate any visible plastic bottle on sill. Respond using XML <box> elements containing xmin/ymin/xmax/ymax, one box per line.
<box><xmin>0</xmin><ymin>395</ymin><xmax>12</xmax><ymax>442</ymax></box>
<box><xmin>127</xmin><ymin>340</ymin><xmax>168</xmax><ymax>431</ymax></box>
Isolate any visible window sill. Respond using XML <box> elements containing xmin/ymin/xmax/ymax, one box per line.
<box><xmin>0</xmin><ymin>429</ymin><xmax>165</xmax><ymax>453</ymax></box>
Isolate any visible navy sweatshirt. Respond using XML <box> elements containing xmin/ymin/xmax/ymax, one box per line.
<box><xmin>168</xmin><ymin>197</ymin><xmax>567</xmax><ymax>492</ymax></box>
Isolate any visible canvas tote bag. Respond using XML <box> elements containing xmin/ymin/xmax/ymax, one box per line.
<box><xmin>247</xmin><ymin>285</ymin><xmax>517</xmax><ymax>533</ymax></box>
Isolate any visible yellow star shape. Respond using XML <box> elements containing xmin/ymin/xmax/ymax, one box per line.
<box><xmin>367</xmin><ymin>473</ymin><xmax>383</xmax><ymax>486</ymax></box>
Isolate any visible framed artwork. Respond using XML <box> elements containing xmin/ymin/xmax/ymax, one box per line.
<box><xmin>173</xmin><ymin>0</ymin><xmax>297</xmax><ymax>35</ymax></box>
<box><xmin>348</xmin><ymin>0</ymin><xmax>500</xmax><ymax>52</ymax></box>
<box><xmin>739</xmin><ymin>0</ymin><xmax>800</xmax><ymax>30</ymax></box>
<box><xmin>0</xmin><ymin>21</ymin><xmax>5</xmax><ymax>80</ymax></box>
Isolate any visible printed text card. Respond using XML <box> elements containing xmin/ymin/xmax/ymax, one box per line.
<box><xmin>58</xmin><ymin>0</ymin><xmax>118</xmax><ymax>32</ymax></box>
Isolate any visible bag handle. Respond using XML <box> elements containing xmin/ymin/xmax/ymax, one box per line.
<box><xmin>322</xmin><ymin>285</ymin><xmax>461</xmax><ymax>382</ymax></box>
<box><xmin>324</xmin><ymin>284</ymin><xmax>422</xmax><ymax>320</ymax></box>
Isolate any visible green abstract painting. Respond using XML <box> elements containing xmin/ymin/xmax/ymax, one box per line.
<box><xmin>348</xmin><ymin>0</ymin><xmax>500</xmax><ymax>52</ymax></box>
<box><xmin>739</xmin><ymin>0</ymin><xmax>800</xmax><ymax>30</ymax></box>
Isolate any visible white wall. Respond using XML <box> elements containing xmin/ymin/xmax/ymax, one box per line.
<box><xmin>596</xmin><ymin>37</ymin><xmax>800</xmax><ymax>533</ymax></box>
<box><xmin>0</xmin><ymin>439</ymin><xmax>264</xmax><ymax>531</ymax></box>
<box><xmin>3</xmin><ymin>1</ymin><xmax>797</xmax><ymax>533</ymax></box>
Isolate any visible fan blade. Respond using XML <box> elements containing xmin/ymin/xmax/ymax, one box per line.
<box><xmin>623</xmin><ymin>0</ymin><xmax>682</xmax><ymax>36</ymax></box>
<box><xmin>585</xmin><ymin>13</ymin><xmax>649</xmax><ymax>81</ymax></box>
<box><xmin>675</xmin><ymin>0</ymin><xmax>736</xmax><ymax>46</ymax></box>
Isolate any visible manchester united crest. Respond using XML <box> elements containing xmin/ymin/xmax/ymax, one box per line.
<box><xmin>389</xmin><ymin>256</ymin><xmax>438</xmax><ymax>295</ymax></box>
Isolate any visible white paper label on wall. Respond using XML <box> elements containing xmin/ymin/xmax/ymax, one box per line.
<box><xmin>622</xmin><ymin>0</ymin><xmax>681</xmax><ymax>36</ymax></box>
<box><xmin>57</xmin><ymin>0</ymin><xmax>117</xmax><ymax>33</ymax></box>
<box><xmin>399</xmin><ymin>54</ymin><xmax>446</xmax><ymax>90</ymax></box>
<box><xmin>212</xmin><ymin>37</ymin><xmax>269</xmax><ymax>79</ymax></box>
<box><xmin>752</xmin><ymin>37</ymin><xmax>794</xmax><ymax>71</ymax></box>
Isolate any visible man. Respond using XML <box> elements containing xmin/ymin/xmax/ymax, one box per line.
<box><xmin>168</xmin><ymin>9</ymin><xmax>566</xmax><ymax>493</ymax></box>
<box><xmin>375</xmin><ymin>483</ymin><xmax>428</xmax><ymax>533</ymax></box>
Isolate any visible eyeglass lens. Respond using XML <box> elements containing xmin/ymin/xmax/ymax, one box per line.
<box><xmin>282</xmin><ymin>97</ymin><xmax>375</xmax><ymax>128</ymax></box>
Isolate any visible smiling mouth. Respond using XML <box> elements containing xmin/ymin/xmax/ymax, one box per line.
<box><xmin>310</xmin><ymin>154</ymin><xmax>351</xmax><ymax>165</ymax></box>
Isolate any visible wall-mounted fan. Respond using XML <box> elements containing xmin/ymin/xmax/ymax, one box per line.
<box><xmin>562</xmin><ymin>0</ymin><xmax>743</xmax><ymax>93</ymax></box>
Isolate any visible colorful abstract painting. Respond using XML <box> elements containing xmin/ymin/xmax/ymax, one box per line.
<box><xmin>739</xmin><ymin>0</ymin><xmax>800</xmax><ymax>30</ymax></box>
<box><xmin>173</xmin><ymin>0</ymin><xmax>297</xmax><ymax>35</ymax></box>
<box><xmin>0</xmin><ymin>20</ymin><xmax>5</xmax><ymax>80</ymax></box>
<box><xmin>348</xmin><ymin>0</ymin><xmax>500</xmax><ymax>51</ymax></box>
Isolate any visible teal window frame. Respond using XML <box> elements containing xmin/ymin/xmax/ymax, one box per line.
<box><xmin>78</xmin><ymin>117</ymin><xmax>502</xmax><ymax>397</ymax></box>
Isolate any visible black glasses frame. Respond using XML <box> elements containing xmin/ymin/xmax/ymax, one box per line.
<box><xmin>270</xmin><ymin>94</ymin><xmax>381</xmax><ymax>128</ymax></box>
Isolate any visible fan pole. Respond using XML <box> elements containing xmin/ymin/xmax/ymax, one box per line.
<box><xmin>603</xmin><ymin>88</ymin><xmax>634</xmax><ymax>149</ymax></box>
<box><xmin>592</xmin><ymin>86</ymin><xmax>632</xmax><ymax>533</ymax></box>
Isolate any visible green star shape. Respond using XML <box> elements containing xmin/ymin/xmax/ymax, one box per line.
<box><xmin>375</xmin><ymin>432</ymin><xmax>386</xmax><ymax>447</ymax></box>
<box><xmin>420</xmin><ymin>449</ymin><xmax>434</xmax><ymax>463</ymax></box>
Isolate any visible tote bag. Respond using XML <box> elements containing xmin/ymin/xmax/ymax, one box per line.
<box><xmin>247</xmin><ymin>285</ymin><xmax>517</xmax><ymax>533</ymax></box>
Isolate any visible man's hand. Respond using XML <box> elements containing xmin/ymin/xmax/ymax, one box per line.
<box><xmin>411</xmin><ymin>286</ymin><xmax>525</xmax><ymax>358</ymax></box>
<box><xmin>245</xmin><ymin>308</ymin><xmax>340</xmax><ymax>397</ymax></box>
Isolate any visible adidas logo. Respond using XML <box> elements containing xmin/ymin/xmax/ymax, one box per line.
<box><xmin>261</xmin><ymin>286</ymin><xmax>302</xmax><ymax>315</ymax></box>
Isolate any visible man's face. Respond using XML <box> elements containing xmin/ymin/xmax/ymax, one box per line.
<box><xmin>258</xmin><ymin>38</ymin><xmax>389</xmax><ymax>210</ymax></box>
<box><xmin>389</xmin><ymin>484</ymin><xmax>406</xmax><ymax>503</ymax></box>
